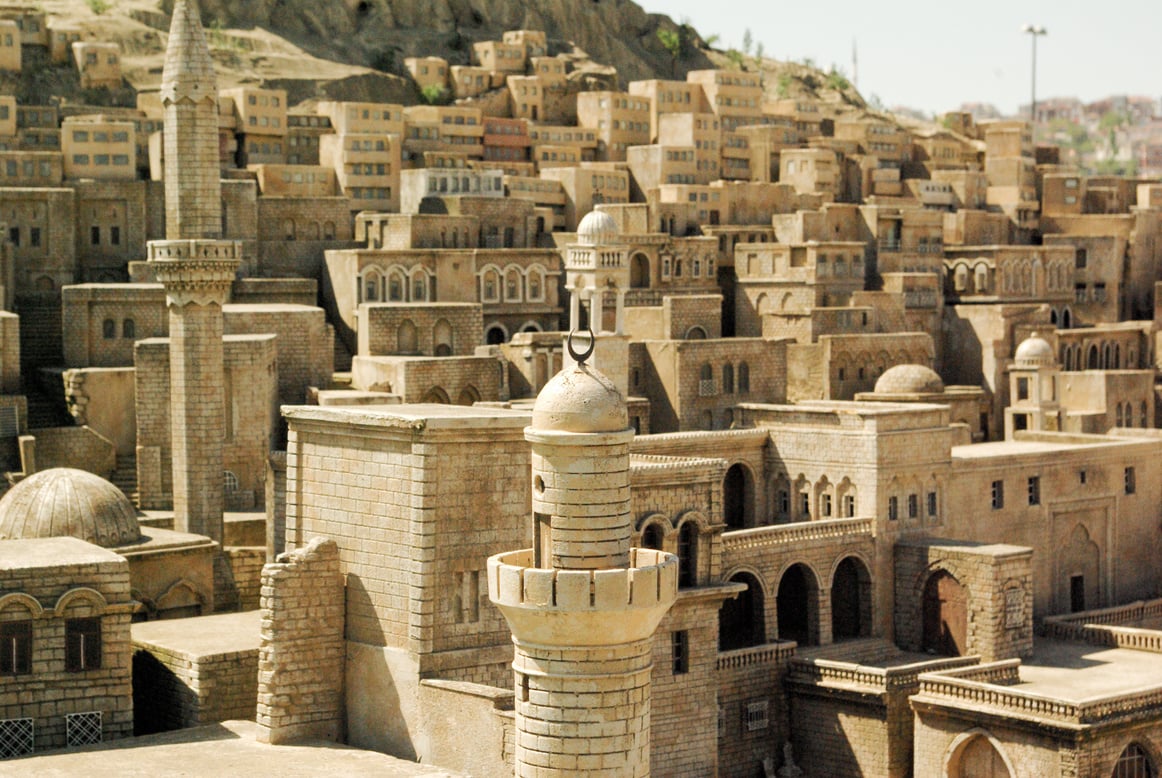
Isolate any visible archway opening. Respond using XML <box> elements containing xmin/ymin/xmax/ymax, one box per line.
<box><xmin>640</xmin><ymin>523</ymin><xmax>664</xmax><ymax>550</ymax></box>
<box><xmin>677</xmin><ymin>521</ymin><xmax>697</xmax><ymax>588</ymax></box>
<box><xmin>1113</xmin><ymin>743</ymin><xmax>1156</xmax><ymax>778</ymax></box>
<box><xmin>719</xmin><ymin>572</ymin><xmax>764</xmax><ymax>650</ymax></box>
<box><xmin>777</xmin><ymin>563</ymin><xmax>818</xmax><ymax>646</ymax></box>
<box><xmin>950</xmin><ymin>735</ymin><xmax>1012</xmax><ymax>778</ymax></box>
<box><xmin>831</xmin><ymin>556</ymin><xmax>872</xmax><ymax>641</ymax></box>
<box><xmin>630</xmin><ymin>253</ymin><xmax>650</xmax><ymax>288</ymax></box>
<box><xmin>485</xmin><ymin>325</ymin><xmax>506</xmax><ymax>345</ymax></box>
<box><xmin>922</xmin><ymin>570</ymin><xmax>967</xmax><ymax>656</ymax></box>
<box><xmin>723</xmin><ymin>463</ymin><xmax>753</xmax><ymax>529</ymax></box>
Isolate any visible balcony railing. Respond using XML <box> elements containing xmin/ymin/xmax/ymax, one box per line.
<box><xmin>722</xmin><ymin>517</ymin><xmax>874</xmax><ymax>553</ymax></box>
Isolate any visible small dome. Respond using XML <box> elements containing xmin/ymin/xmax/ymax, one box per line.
<box><xmin>576</xmin><ymin>210</ymin><xmax>619</xmax><ymax>246</ymax></box>
<box><xmin>874</xmin><ymin>364</ymin><xmax>945</xmax><ymax>395</ymax></box>
<box><xmin>1014</xmin><ymin>333</ymin><xmax>1056</xmax><ymax>368</ymax></box>
<box><xmin>532</xmin><ymin>362</ymin><xmax>628</xmax><ymax>433</ymax></box>
<box><xmin>0</xmin><ymin>468</ymin><xmax>141</xmax><ymax>548</ymax></box>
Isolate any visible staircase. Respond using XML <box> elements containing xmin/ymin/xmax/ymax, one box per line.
<box><xmin>333</xmin><ymin>335</ymin><xmax>353</xmax><ymax>373</ymax></box>
<box><xmin>110</xmin><ymin>454</ymin><xmax>138</xmax><ymax>507</ymax></box>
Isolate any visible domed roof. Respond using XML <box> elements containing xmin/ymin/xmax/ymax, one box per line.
<box><xmin>874</xmin><ymin>364</ymin><xmax>945</xmax><ymax>395</ymax></box>
<box><xmin>532</xmin><ymin>362</ymin><xmax>628</xmax><ymax>433</ymax></box>
<box><xmin>0</xmin><ymin>468</ymin><xmax>141</xmax><ymax>548</ymax></box>
<box><xmin>1014</xmin><ymin>332</ymin><xmax>1056</xmax><ymax>368</ymax></box>
<box><xmin>576</xmin><ymin>209</ymin><xmax>619</xmax><ymax>246</ymax></box>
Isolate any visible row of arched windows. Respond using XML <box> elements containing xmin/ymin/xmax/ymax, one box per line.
<box><xmin>359</xmin><ymin>265</ymin><xmax>435</xmax><ymax>304</ymax></box>
<box><xmin>1114</xmin><ymin>401</ymin><xmax>1150</xmax><ymax>429</ymax></box>
<box><xmin>479</xmin><ymin>264</ymin><xmax>546</xmax><ymax>304</ymax></box>
<box><xmin>637</xmin><ymin>513</ymin><xmax>705</xmax><ymax>589</ymax></box>
<box><xmin>773</xmin><ymin>474</ymin><xmax>859</xmax><ymax>523</ymax></box>
<box><xmin>1062</xmin><ymin>341</ymin><xmax>1136</xmax><ymax>371</ymax></box>
<box><xmin>281</xmin><ymin>218</ymin><xmax>336</xmax><ymax>241</ymax></box>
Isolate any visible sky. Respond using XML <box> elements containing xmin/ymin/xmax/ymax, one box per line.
<box><xmin>640</xmin><ymin>0</ymin><xmax>1162</xmax><ymax>117</ymax></box>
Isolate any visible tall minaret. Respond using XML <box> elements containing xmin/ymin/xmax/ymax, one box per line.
<box><xmin>160</xmin><ymin>0</ymin><xmax>221</xmax><ymax>240</ymax></box>
<box><xmin>148</xmin><ymin>0</ymin><xmax>240</xmax><ymax>608</ymax></box>
<box><xmin>488</xmin><ymin>339</ymin><xmax>677</xmax><ymax>777</ymax></box>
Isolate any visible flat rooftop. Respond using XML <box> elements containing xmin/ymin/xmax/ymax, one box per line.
<box><xmin>282</xmin><ymin>402</ymin><xmax>531</xmax><ymax>432</ymax></box>
<box><xmin>1016</xmin><ymin>639</ymin><xmax>1162</xmax><ymax>700</ymax></box>
<box><xmin>132</xmin><ymin>610</ymin><xmax>261</xmax><ymax>658</ymax></box>
<box><xmin>6</xmin><ymin>720</ymin><xmax>463</xmax><ymax>777</ymax></box>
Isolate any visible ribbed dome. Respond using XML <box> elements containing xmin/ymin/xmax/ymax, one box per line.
<box><xmin>1014</xmin><ymin>333</ymin><xmax>1056</xmax><ymax>368</ymax></box>
<box><xmin>0</xmin><ymin>468</ymin><xmax>141</xmax><ymax>548</ymax></box>
<box><xmin>576</xmin><ymin>210</ymin><xmax>619</xmax><ymax>246</ymax></box>
<box><xmin>532</xmin><ymin>362</ymin><xmax>628</xmax><ymax>433</ymax></box>
<box><xmin>874</xmin><ymin>364</ymin><xmax>945</xmax><ymax>394</ymax></box>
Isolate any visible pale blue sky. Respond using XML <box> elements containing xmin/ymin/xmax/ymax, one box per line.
<box><xmin>642</xmin><ymin>1</ymin><xmax>1161</xmax><ymax>116</ymax></box>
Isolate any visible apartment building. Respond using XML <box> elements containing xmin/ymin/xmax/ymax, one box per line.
<box><xmin>576</xmin><ymin>91</ymin><xmax>650</xmax><ymax>161</ymax></box>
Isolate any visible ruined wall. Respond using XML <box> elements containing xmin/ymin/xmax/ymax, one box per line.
<box><xmin>256</xmin><ymin>537</ymin><xmax>345</xmax><ymax>744</ymax></box>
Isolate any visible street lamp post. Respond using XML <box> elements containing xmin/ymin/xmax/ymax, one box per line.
<box><xmin>1022</xmin><ymin>24</ymin><xmax>1047</xmax><ymax>123</ymax></box>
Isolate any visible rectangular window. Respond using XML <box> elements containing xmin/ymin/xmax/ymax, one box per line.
<box><xmin>1125</xmin><ymin>467</ymin><xmax>1136</xmax><ymax>495</ymax></box>
<box><xmin>90</xmin><ymin>226</ymin><xmax>100</xmax><ymax>245</ymax></box>
<box><xmin>887</xmin><ymin>496</ymin><xmax>898</xmax><ymax>521</ymax></box>
<box><xmin>29</xmin><ymin>227</ymin><xmax>39</xmax><ymax>248</ymax></box>
<box><xmin>7</xmin><ymin>226</ymin><xmax>17</xmax><ymax>247</ymax></box>
<box><xmin>110</xmin><ymin>226</ymin><xmax>120</xmax><ymax>245</ymax></box>
<box><xmin>1027</xmin><ymin>476</ymin><xmax>1040</xmax><ymax>506</ymax></box>
<box><xmin>65</xmin><ymin>618</ymin><xmax>101</xmax><ymax>672</ymax></box>
<box><xmin>991</xmin><ymin>480</ymin><xmax>1004</xmax><ymax>509</ymax></box>
<box><xmin>907</xmin><ymin>494</ymin><xmax>919</xmax><ymax>519</ymax></box>
<box><xmin>821</xmin><ymin>493</ymin><xmax>832</xmax><ymax>518</ymax></box>
<box><xmin>0</xmin><ymin>620</ymin><xmax>32</xmax><ymax>674</ymax></box>
<box><xmin>744</xmin><ymin>700</ymin><xmax>769</xmax><ymax>732</ymax></box>
<box><xmin>671</xmin><ymin>631</ymin><xmax>689</xmax><ymax>674</ymax></box>
<box><xmin>843</xmin><ymin>494</ymin><xmax>855</xmax><ymax>518</ymax></box>
<box><xmin>927</xmin><ymin>491</ymin><xmax>937</xmax><ymax>517</ymax></box>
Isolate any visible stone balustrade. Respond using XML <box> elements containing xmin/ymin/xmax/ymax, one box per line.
<box><xmin>722</xmin><ymin>517</ymin><xmax>874</xmax><ymax>552</ymax></box>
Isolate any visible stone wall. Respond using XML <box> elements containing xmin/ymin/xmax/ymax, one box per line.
<box><xmin>21</xmin><ymin>425</ymin><xmax>116</xmax><ymax>478</ymax></box>
<box><xmin>230</xmin><ymin>278</ymin><xmax>317</xmax><ymax>307</ymax></box>
<box><xmin>358</xmin><ymin>302</ymin><xmax>483</xmax><ymax>357</ymax></box>
<box><xmin>0</xmin><ymin>310</ymin><xmax>20</xmax><ymax>392</ymax></box>
<box><xmin>662</xmin><ymin>293</ymin><xmax>721</xmax><ymax>340</ymax></box>
<box><xmin>61</xmin><ymin>284</ymin><xmax>166</xmax><ymax>368</ymax></box>
<box><xmin>225</xmin><ymin>547</ymin><xmax>266</xmax><ymax>611</ymax></box>
<box><xmin>895</xmin><ymin>539</ymin><xmax>1034</xmax><ymax>662</ymax></box>
<box><xmin>716</xmin><ymin>643</ymin><xmax>795</xmax><ymax>778</ymax></box>
<box><xmin>256</xmin><ymin>197</ymin><xmax>354</xmax><ymax>278</ymax></box>
<box><xmin>224</xmin><ymin>304</ymin><xmax>334</xmax><ymax>407</ymax></box>
<box><xmin>62</xmin><ymin>367</ymin><xmax>136</xmax><ymax>457</ymax></box>
<box><xmin>351</xmin><ymin>354</ymin><xmax>501</xmax><ymax>404</ymax></box>
<box><xmin>256</xmin><ymin>537</ymin><xmax>345</xmax><ymax>744</ymax></box>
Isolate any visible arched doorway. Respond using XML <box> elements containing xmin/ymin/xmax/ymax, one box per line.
<box><xmin>630</xmin><ymin>253</ymin><xmax>650</xmax><ymax>288</ymax></box>
<box><xmin>456</xmin><ymin>385</ymin><xmax>479</xmax><ymax>406</ymax></box>
<box><xmin>723</xmin><ymin>464</ymin><xmax>753</xmax><ymax>529</ymax></box>
<box><xmin>640</xmin><ymin>522</ymin><xmax>664</xmax><ymax>550</ymax></box>
<box><xmin>777</xmin><ymin>563</ymin><xmax>818</xmax><ymax>646</ymax></box>
<box><xmin>684</xmin><ymin>326</ymin><xmax>707</xmax><ymax>340</ymax></box>
<box><xmin>922</xmin><ymin>570</ymin><xmax>967</xmax><ymax>656</ymax></box>
<box><xmin>397</xmin><ymin>320</ymin><xmax>418</xmax><ymax>354</ymax></box>
<box><xmin>950</xmin><ymin>735</ymin><xmax>1012</xmax><ymax>778</ymax></box>
<box><xmin>831</xmin><ymin>557</ymin><xmax>872</xmax><ymax>641</ymax></box>
<box><xmin>719</xmin><ymin>572</ymin><xmax>764</xmax><ymax>650</ymax></box>
<box><xmin>422</xmin><ymin>387</ymin><xmax>450</xmax><ymax>404</ymax></box>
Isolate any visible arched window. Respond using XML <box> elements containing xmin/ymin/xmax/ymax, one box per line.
<box><xmin>433</xmin><ymin>319</ymin><xmax>453</xmax><ymax>357</ymax></box>
<box><xmin>952</xmin><ymin>736</ymin><xmax>1012</xmax><ymax>778</ymax></box>
<box><xmin>102</xmin><ymin>319</ymin><xmax>116</xmax><ymax>339</ymax></box>
<box><xmin>1141</xmin><ymin>402</ymin><xmax>1149</xmax><ymax>428</ymax></box>
<box><xmin>482</xmin><ymin>269</ymin><xmax>500</xmax><ymax>302</ymax></box>
<box><xmin>412</xmin><ymin>273</ymin><xmax>427</xmax><ymax>302</ymax></box>
<box><xmin>282</xmin><ymin>218</ymin><xmax>295</xmax><ymax>241</ymax></box>
<box><xmin>397</xmin><ymin>320</ymin><xmax>418</xmax><ymax>354</ymax></box>
<box><xmin>677</xmin><ymin>521</ymin><xmax>697</xmax><ymax>588</ymax></box>
<box><xmin>323</xmin><ymin>221</ymin><xmax>335</xmax><ymax>240</ymax></box>
<box><xmin>722</xmin><ymin>363</ymin><xmax>734</xmax><ymax>394</ymax></box>
<box><xmin>505</xmin><ymin>268</ymin><xmax>521</xmax><ymax>301</ymax></box>
<box><xmin>122</xmin><ymin>319</ymin><xmax>135</xmax><ymax>339</ymax></box>
<box><xmin>738</xmin><ymin>362</ymin><xmax>750</xmax><ymax>393</ymax></box>
<box><xmin>641</xmin><ymin>523</ymin><xmax>664</xmax><ymax>551</ymax></box>
<box><xmin>700</xmin><ymin>363</ymin><xmax>713</xmax><ymax>382</ymax></box>
<box><xmin>388</xmin><ymin>272</ymin><xmax>404</xmax><ymax>302</ymax></box>
<box><xmin>527</xmin><ymin>268</ymin><xmax>543</xmax><ymax>300</ymax></box>
<box><xmin>1112</xmin><ymin>743</ymin><xmax>1155</xmax><ymax>778</ymax></box>
<box><xmin>1116</xmin><ymin>404</ymin><xmax>1124</xmax><ymax>427</ymax></box>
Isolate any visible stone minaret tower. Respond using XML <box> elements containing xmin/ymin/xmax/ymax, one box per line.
<box><xmin>488</xmin><ymin>339</ymin><xmax>677</xmax><ymax>777</ymax></box>
<box><xmin>148</xmin><ymin>0</ymin><xmax>240</xmax><ymax>594</ymax></box>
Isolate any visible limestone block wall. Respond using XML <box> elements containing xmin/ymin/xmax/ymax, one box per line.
<box><xmin>230</xmin><ymin>278</ymin><xmax>317</xmax><ymax>307</ymax></box>
<box><xmin>895</xmin><ymin>541</ymin><xmax>1034</xmax><ymax>662</ymax></box>
<box><xmin>74</xmin><ymin>180</ymin><xmax>149</xmax><ymax>280</ymax></box>
<box><xmin>716</xmin><ymin>644</ymin><xmax>795</xmax><ymax>778</ymax></box>
<box><xmin>649</xmin><ymin>596</ymin><xmax>722</xmax><ymax>777</ymax></box>
<box><xmin>0</xmin><ymin>310</ymin><xmax>20</xmax><ymax>392</ymax></box>
<box><xmin>256</xmin><ymin>197</ymin><xmax>354</xmax><ymax>278</ymax></box>
<box><xmin>0</xmin><ymin>188</ymin><xmax>75</xmax><ymax>294</ymax></box>
<box><xmin>134</xmin><ymin>335</ymin><xmax>278</xmax><ymax>512</ymax></box>
<box><xmin>351</xmin><ymin>354</ymin><xmax>501</xmax><ymax>404</ymax></box>
<box><xmin>131</xmin><ymin>641</ymin><xmax>258</xmax><ymax>733</ymax></box>
<box><xmin>62</xmin><ymin>367</ymin><xmax>137</xmax><ymax>457</ymax></box>
<box><xmin>358</xmin><ymin>302</ymin><xmax>483</xmax><ymax>357</ymax></box>
<box><xmin>61</xmin><ymin>284</ymin><xmax>166</xmax><ymax>368</ymax></box>
<box><xmin>224</xmin><ymin>305</ymin><xmax>334</xmax><ymax>406</ymax></box>
<box><xmin>225</xmin><ymin>547</ymin><xmax>266</xmax><ymax>611</ymax></box>
<box><xmin>22</xmin><ymin>425</ymin><xmax>116</xmax><ymax>478</ymax></box>
<box><xmin>662</xmin><ymin>293</ymin><xmax>721</xmax><ymax>340</ymax></box>
<box><xmin>0</xmin><ymin>541</ymin><xmax>134</xmax><ymax>750</ymax></box>
<box><xmin>15</xmin><ymin>291</ymin><xmax>63</xmax><ymax>372</ymax></box>
<box><xmin>418</xmin><ymin>679</ymin><xmax>515</xmax><ymax>778</ymax></box>
<box><xmin>256</xmin><ymin>537</ymin><xmax>344</xmax><ymax>744</ymax></box>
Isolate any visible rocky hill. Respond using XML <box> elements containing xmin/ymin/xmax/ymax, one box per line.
<box><xmin>28</xmin><ymin>0</ymin><xmax>868</xmax><ymax>113</ymax></box>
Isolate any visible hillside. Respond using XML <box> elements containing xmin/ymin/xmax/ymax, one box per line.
<box><xmin>27</xmin><ymin>0</ymin><xmax>872</xmax><ymax>113</ymax></box>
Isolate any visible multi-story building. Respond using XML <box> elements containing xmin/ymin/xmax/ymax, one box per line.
<box><xmin>319</xmin><ymin>131</ymin><xmax>401</xmax><ymax>212</ymax></box>
<box><xmin>576</xmin><ymin>91</ymin><xmax>650</xmax><ymax>162</ymax></box>
<box><xmin>60</xmin><ymin>117</ymin><xmax>136</xmax><ymax>181</ymax></box>
<box><xmin>687</xmin><ymin>69</ymin><xmax>763</xmax><ymax>132</ymax></box>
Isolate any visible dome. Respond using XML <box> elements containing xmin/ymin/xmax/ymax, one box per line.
<box><xmin>874</xmin><ymin>364</ymin><xmax>945</xmax><ymax>395</ymax></box>
<box><xmin>0</xmin><ymin>468</ymin><xmax>141</xmax><ymax>548</ymax></box>
<box><xmin>532</xmin><ymin>362</ymin><xmax>628</xmax><ymax>433</ymax></box>
<box><xmin>576</xmin><ymin>209</ymin><xmax>619</xmax><ymax>246</ymax></box>
<box><xmin>1014</xmin><ymin>332</ymin><xmax>1056</xmax><ymax>368</ymax></box>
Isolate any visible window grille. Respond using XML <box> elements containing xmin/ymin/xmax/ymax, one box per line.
<box><xmin>0</xmin><ymin>718</ymin><xmax>33</xmax><ymax>758</ymax></box>
<box><xmin>65</xmin><ymin>711</ymin><xmax>101</xmax><ymax>747</ymax></box>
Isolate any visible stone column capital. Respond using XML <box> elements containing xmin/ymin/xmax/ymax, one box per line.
<box><xmin>149</xmin><ymin>239</ymin><xmax>241</xmax><ymax>307</ymax></box>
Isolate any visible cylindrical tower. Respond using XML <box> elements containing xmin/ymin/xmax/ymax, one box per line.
<box><xmin>489</xmin><ymin>346</ymin><xmax>677</xmax><ymax>777</ymax></box>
